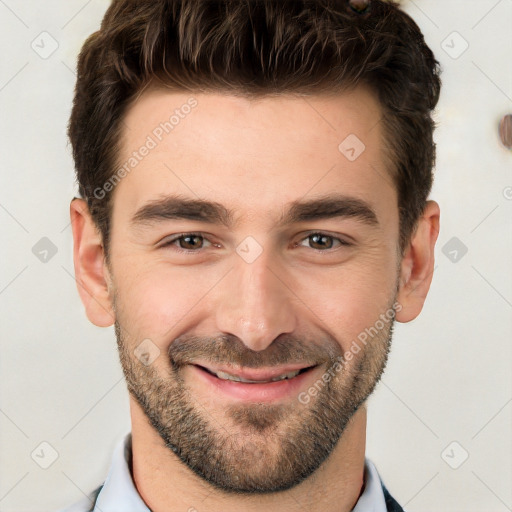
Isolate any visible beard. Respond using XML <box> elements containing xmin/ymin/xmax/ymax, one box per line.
<box><xmin>114</xmin><ymin>295</ymin><xmax>397</xmax><ymax>495</ymax></box>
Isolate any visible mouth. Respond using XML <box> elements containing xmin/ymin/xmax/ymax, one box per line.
<box><xmin>195</xmin><ymin>364</ymin><xmax>317</xmax><ymax>383</ymax></box>
<box><xmin>189</xmin><ymin>363</ymin><xmax>321</xmax><ymax>402</ymax></box>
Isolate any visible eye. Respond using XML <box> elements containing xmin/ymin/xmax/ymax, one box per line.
<box><xmin>297</xmin><ymin>232</ymin><xmax>352</xmax><ymax>251</ymax></box>
<box><xmin>159</xmin><ymin>231</ymin><xmax>351</xmax><ymax>254</ymax></box>
<box><xmin>160</xmin><ymin>232</ymin><xmax>216</xmax><ymax>252</ymax></box>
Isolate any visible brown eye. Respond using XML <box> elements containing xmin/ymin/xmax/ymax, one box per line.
<box><xmin>297</xmin><ymin>233</ymin><xmax>351</xmax><ymax>251</ymax></box>
<box><xmin>178</xmin><ymin>234</ymin><xmax>204</xmax><ymax>250</ymax></box>
<box><xmin>160</xmin><ymin>232</ymin><xmax>214</xmax><ymax>252</ymax></box>
<box><xmin>309</xmin><ymin>234</ymin><xmax>334</xmax><ymax>250</ymax></box>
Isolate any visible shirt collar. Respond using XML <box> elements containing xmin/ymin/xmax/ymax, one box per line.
<box><xmin>94</xmin><ymin>432</ymin><xmax>387</xmax><ymax>512</ymax></box>
<box><xmin>352</xmin><ymin>457</ymin><xmax>387</xmax><ymax>512</ymax></box>
<box><xmin>93</xmin><ymin>433</ymin><xmax>149</xmax><ymax>512</ymax></box>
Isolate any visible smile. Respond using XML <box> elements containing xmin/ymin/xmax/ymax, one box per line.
<box><xmin>189</xmin><ymin>363</ymin><xmax>321</xmax><ymax>402</ymax></box>
<box><xmin>199</xmin><ymin>365</ymin><xmax>314</xmax><ymax>383</ymax></box>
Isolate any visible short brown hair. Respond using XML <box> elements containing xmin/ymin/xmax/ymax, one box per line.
<box><xmin>69</xmin><ymin>0</ymin><xmax>442</xmax><ymax>258</ymax></box>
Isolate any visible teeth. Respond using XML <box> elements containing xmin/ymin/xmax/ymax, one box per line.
<box><xmin>214</xmin><ymin>369</ymin><xmax>301</xmax><ymax>383</ymax></box>
<box><xmin>270</xmin><ymin>370</ymin><xmax>301</xmax><ymax>381</ymax></box>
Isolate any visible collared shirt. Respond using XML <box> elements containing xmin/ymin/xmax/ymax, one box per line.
<box><xmin>58</xmin><ymin>432</ymin><xmax>403</xmax><ymax>512</ymax></box>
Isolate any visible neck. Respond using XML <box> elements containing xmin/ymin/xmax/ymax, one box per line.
<box><xmin>130</xmin><ymin>398</ymin><xmax>367</xmax><ymax>512</ymax></box>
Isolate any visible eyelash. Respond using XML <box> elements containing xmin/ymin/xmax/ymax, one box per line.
<box><xmin>159</xmin><ymin>232</ymin><xmax>352</xmax><ymax>253</ymax></box>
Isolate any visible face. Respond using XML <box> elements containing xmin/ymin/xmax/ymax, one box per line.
<box><xmin>106</xmin><ymin>86</ymin><xmax>401</xmax><ymax>493</ymax></box>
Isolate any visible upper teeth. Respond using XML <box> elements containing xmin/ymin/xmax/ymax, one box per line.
<box><xmin>214</xmin><ymin>369</ymin><xmax>301</xmax><ymax>383</ymax></box>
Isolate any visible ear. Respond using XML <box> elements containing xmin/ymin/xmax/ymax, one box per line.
<box><xmin>396</xmin><ymin>200</ymin><xmax>440</xmax><ymax>323</ymax></box>
<box><xmin>70</xmin><ymin>198</ymin><xmax>115</xmax><ymax>327</ymax></box>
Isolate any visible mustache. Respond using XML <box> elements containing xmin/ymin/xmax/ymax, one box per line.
<box><xmin>168</xmin><ymin>333</ymin><xmax>344</xmax><ymax>369</ymax></box>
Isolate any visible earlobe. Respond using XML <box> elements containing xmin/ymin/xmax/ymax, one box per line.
<box><xmin>70</xmin><ymin>198</ymin><xmax>115</xmax><ymax>327</ymax></box>
<box><xmin>396</xmin><ymin>200</ymin><xmax>440</xmax><ymax>323</ymax></box>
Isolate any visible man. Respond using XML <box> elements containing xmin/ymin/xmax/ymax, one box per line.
<box><xmin>62</xmin><ymin>0</ymin><xmax>441</xmax><ymax>510</ymax></box>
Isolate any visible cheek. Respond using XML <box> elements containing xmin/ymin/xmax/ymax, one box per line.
<box><xmin>112</xmin><ymin>260</ymin><xmax>223</xmax><ymax>344</ymax></box>
<box><xmin>293</xmin><ymin>254</ymin><xmax>397</xmax><ymax>354</ymax></box>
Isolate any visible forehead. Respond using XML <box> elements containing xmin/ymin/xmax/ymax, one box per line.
<box><xmin>112</xmin><ymin>85</ymin><xmax>396</xmax><ymax>228</ymax></box>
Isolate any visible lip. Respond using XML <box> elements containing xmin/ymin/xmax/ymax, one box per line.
<box><xmin>189</xmin><ymin>363</ymin><xmax>321</xmax><ymax>402</ymax></box>
<box><xmin>191</xmin><ymin>361</ymin><xmax>317</xmax><ymax>381</ymax></box>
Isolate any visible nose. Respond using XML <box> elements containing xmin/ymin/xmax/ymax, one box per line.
<box><xmin>214</xmin><ymin>250</ymin><xmax>297</xmax><ymax>352</ymax></box>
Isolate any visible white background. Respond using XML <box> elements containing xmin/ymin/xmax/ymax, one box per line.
<box><xmin>0</xmin><ymin>1</ymin><xmax>511</xmax><ymax>511</ymax></box>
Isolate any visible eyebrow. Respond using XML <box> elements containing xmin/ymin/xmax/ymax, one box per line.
<box><xmin>130</xmin><ymin>194</ymin><xmax>379</xmax><ymax>229</ymax></box>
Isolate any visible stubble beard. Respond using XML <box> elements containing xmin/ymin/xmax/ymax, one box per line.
<box><xmin>114</xmin><ymin>296</ymin><xmax>396</xmax><ymax>494</ymax></box>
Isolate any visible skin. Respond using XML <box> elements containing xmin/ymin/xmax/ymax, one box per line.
<box><xmin>70</xmin><ymin>85</ymin><xmax>440</xmax><ymax>512</ymax></box>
